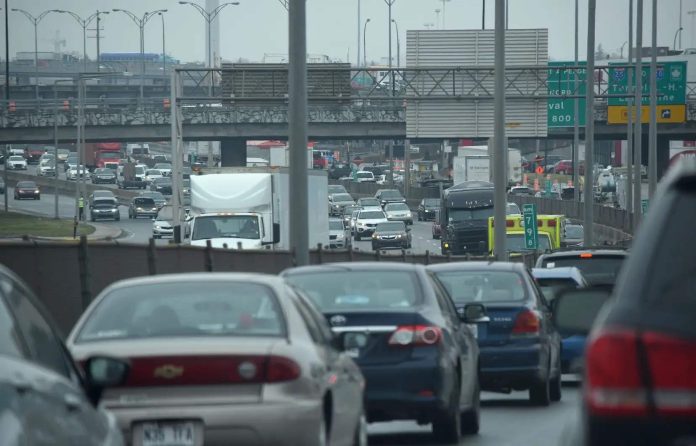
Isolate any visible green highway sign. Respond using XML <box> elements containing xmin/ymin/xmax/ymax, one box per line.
<box><xmin>547</xmin><ymin>62</ymin><xmax>586</xmax><ymax>128</ymax></box>
<box><xmin>522</xmin><ymin>204</ymin><xmax>539</xmax><ymax>250</ymax></box>
<box><xmin>608</xmin><ymin>61</ymin><xmax>687</xmax><ymax>106</ymax></box>
<box><xmin>641</xmin><ymin>199</ymin><xmax>649</xmax><ymax>215</ymax></box>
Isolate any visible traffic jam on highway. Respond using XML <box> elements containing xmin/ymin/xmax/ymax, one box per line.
<box><xmin>2</xmin><ymin>0</ymin><xmax>696</xmax><ymax>444</ymax></box>
<box><xmin>3</xmin><ymin>137</ymin><xmax>695</xmax><ymax>446</ymax></box>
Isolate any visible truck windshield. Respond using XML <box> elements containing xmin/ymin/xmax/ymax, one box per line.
<box><xmin>192</xmin><ymin>215</ymin><xmax>261</xmax><ymax>241</ymax></box>
<box><xmin>448</xmin><ymin>207</ymin><xmax>494</xmax><ymax>222</ymax></box>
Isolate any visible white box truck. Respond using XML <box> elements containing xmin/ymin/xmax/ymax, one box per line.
<box><xmin>187</xmin><ymin>167</ymin><xmax>329</xmax><ymax>250</ymax></box>
<box><xmin>454</xmin><ymin>145</ymin><xmax>522</xmax><ymax>186</ymax></box>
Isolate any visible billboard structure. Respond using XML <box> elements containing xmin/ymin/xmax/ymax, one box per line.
<box><xmin>405</xmin><ymin>29</ymin><xmax>549</xmax><ymax>139</ymax></box>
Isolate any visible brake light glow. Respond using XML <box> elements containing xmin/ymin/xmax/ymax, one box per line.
<box><xmin>511</xmin><ymin>310</ymin><xmax>540</xmax><ymax>336</ymax></box>
<box><xmin>580</xmin><ymin>253</ymin><xmax>593</xmax><ymax>258</ymax></box>
<box><xmin>266</xmin><ymin>356</ymin><xmax>302</xmax><ymax>383</ymax></box>
<box><xmin>586</xmin><ymin>328</ymin><xmax>696</xmax><ymax>417</ymax></box>
<box><xmin>388</xmin><ymin>325</ymin><xmax>442</xmax><ymax>346</ymax></box>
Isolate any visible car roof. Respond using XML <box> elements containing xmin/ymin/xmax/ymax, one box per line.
<box><xmin>537</xmin><ymin>249</ymin><xmax>627</xmax><ymax>261</ymax></box>
<box><xmin>283</xmin><ymin>261</ymin><xmax>424</xmax><ymax>276</ymax></box>
<box><xmin>426</xmin><ymin>261</ymin><xmax>526</xmax><ymax>273</ymax></box>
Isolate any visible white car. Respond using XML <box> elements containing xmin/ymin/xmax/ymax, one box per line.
<box><xmin>144</xmin><ymin>169</ymin><xmax>164</xmax><ymax>184</ymax></box>
<box><xmin>6</xmin><ymin>155</ymin><xmax>27</xmax><ymax>170</ymax></box>
<box><xmin>356</xmin><ymin>197</ymin><xmax>382</xmax><ymax>212</ymax></box>
<box><xmin>67</xmin><ymin>165</ymin><xmax>90</xmax><ymax>181</ymax></box>
<box><xmin>153</xmin><ymin>163</ymin><xmax>172</xmax><ymax>177</ymax></box>
<box><xmin>37</xmin><ymin>162</ymin><xmax>57</xmax><ymax>177</ymax></box>
<box><xmin>384</xmin><ymin>202</ymin><xmax>413</xmax><ymax>225</ymax></box>
<box><xmin>353</xmin><ymin>209</ymin><xmax>389</xmax><ymax>241</ymax></box>
<box><xmin>355</xmin><ymin>171</ymin><xmax>375</xmax><ymax>183</ymax></box>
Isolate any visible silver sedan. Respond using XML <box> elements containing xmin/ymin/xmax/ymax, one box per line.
<box><xmin>67</xmin><ymin>273</ymin><xmax>367</xmax><ymax>446</ymax></box>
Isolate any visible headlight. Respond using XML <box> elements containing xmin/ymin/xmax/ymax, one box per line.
<box><xmin>154</xmin><ymin>224</ymin><xmax>162</xmax><ymax>229</ymax></box>
<box><xmin>396</xmin><ymin>234</ymin><xmax>402</xmax><ymax>239</ymax></box>
<box><xmin>372</xmin><ymin>234</ymin><xmax>377</xmax><ymax>239</ymax></box>
<box><xmin>34</xmin><ymin>190</ymin><xmax>39</xmax><ymax>194</ymax></box>
<box><xmin>336</xmin><ymin>233</ymin><xmax>344</xmax><ymax>239</ymax></box>
<box><xmin>136</xmin><ymin>207</ymin><xmax>143</xmax><ymax>211</ymax></box>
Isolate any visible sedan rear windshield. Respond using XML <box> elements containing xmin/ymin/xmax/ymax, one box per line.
<box><xmin>359</xmin><ymin>211</ymin><xmax>386</xmax><ymax>219</ymax></box>
<box><xmin>329</xmin><ymin>220</ymin><xmax>344</xmax><ymax>230</ymax></box>
<box><xmin>433</xmin><ymin>270</ymin><xmax>527</xmax><ymax>304</ymax></box>
<box><xmin>379</xmin><ymin>190</ymin><xmax>403</xmax><ymax>199</ymax></box>
<box><xmin>75</xmin><ymin>282</ymin><xmax>284</xmax><ymax>342</ymax></box>
<box><xmin>376</xmin><ymin>222</ymin><xmax>406</xmax><ymax>232</ymax></box>
<box><xmin>332</xmin><ymin>193</ymin><xmax>353</xmax><ymax>202</ymax></box>
<box><xmin>541</xmin><ymin>255</ymin><xmax>625</xmax><ymax>285</ymax></box>
<box><xmin>359</xmin><ymin>198</ymin><xmax>380</xmax><ymax>206</ymax></box>
<box><xmin>285</xmin><ymin>271</ymin><xmax>421</xmax><ymax>311</ymax></box>
<box><xmin>535</xmin><ymin>278</ymin><xmax>579</xmax><ymax>303</ymax></box>
<box><xmin>385</xmin><ymin>203</ymin><xmax>409</xmax><ymax>211</ymax></box>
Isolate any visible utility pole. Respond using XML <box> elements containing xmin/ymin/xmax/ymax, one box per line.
<box><xmin>288</xmin><ymin>0</ymin><xmax>309</xmax><ymax>265</ymax></box>
<box><xmin>493</xmin><ymin>0</ymin><xmax>506</xmax><ymax>259</ymax></box>
<box><xmin>633</xmin><ymin>0</ymin><xmax>644</xmax><ymax>229</ymax></box>
<box><xmin>648</xmin><ymin>0</ymin><xmax>657</xmax><ymax>198</ymax></box>
<box><xmin>482</xmin><ymin>0</ymin><xmax>486</xmax><ymax>29</ymax></box>
<box><xmin>357</xmin><ymin>0</ymin><xmax>361</xmax><ymax>67</ymax></box>
<box><xmin>96</xmin><ymin>13</ymin><xmax>101</xmax><ymax>72</ymax></box>
<box><xmin>4</xmin><ymin>0</ymin><xmax>9</xmax><ymax>213</ymax></box>
<box><xmin>385</xmin><ymin>0</ymin><xmax>396</xmax><ymax>186</ymax></box>
<box><xmin>583</xmin><ymin>0</ymin><xmax>597</xmax><ymax>247</ymax></box>
<box><xmin>573</xmin><ymin>0</ymin><xmax>580</xmax><ymax>201</ymax></box>
<box><xmin>626</xmin><ymin>0</ymin><xmax>634</xmax><ymax>213</ymax></box>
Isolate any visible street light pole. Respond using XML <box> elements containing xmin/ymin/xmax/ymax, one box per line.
<box><xmin>392</xmin><ymin>19</ymin><xmax>401</xmax><ymax>67</ymax></box>
<box><xmin>648</xmin><ymin>0</ymin><xmax>657</xmax><ymax>198</ymax></box>
<box><xmin>493</xmin><ymin>0</ymin><xmax>506</xmax><ymax>259</ymax></box>
<box><xmin>440</xmin><ymin>0</ymin><xmax>451</xmax><ymax>29</ymax></box>
<box><xmin>11</xmin><ymin>9</ymin><xmax>56</xmax><ymax>100</ymax></box>
<box><xmin>384</xmin><ymin>0</ymin><xmax>396</xmax><ymax>186</ymax></box>
<box><xmin>357</xmin><ymin>0</ymin><xmax>361</xmax><ymax>67</ymax></box>
<box><xmin>572</xmin><ymin>0</ymin><xmax>580</xmax><ymax>201</ymax></box>
<box><xmin>3</xmin><ymin>1</ymin><xmax>7</xmax><ymax>214</ymax></box>
<box><xmin>363</xmin><ymin>18</ymin><xmax>370</xmax><ymax>67</ymax></box>
<box><xmin>634</xmin><ymin>0</ymin><xmax>644</xmax><ymax>229</ymax></box>
<box><xmin>56</xmin><ymin>10</ymin><xmax>110</xmax><ymax>72</ymax></box>
<box><xmin>626</xmin><ymin>0</ymin><xmax>634</xmax><ymax>214</ymax></box>
<box><xmin>482</xmin><ymin>0</ymin><xmax>485</xmax><ymax>29</ymax></box>
<box><xmin>583</xmin><ymin>0</ymin><xmax>597</xmax><ymax>247</ymax></box>
<box><xmin>160</xmin><ymin>13</ymin><xmax>166</xmax><ymax>74</ymax></box>
<box><xmin>112</xmin><ymin>9</ymin><xmax>168</xmax><ymax>104</ymax></box>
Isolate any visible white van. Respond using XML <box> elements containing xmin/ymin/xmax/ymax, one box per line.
<box><xmin>126</xmin><ymin>143</ymin><xmax>151</xmax><ymax>159</ymax></box>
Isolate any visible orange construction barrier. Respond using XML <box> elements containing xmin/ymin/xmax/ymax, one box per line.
<box><xmin>533</xmin><ymin>178</ymin><xmax>540</xmax><ymax>192</ymax></box>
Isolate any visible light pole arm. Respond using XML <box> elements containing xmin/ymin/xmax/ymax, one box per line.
<box><xmin>112</xmin><ymin>9</ymin><xmax>142</xmax><ymax>27</ymax></box>
<box><xmin>179</xmin><ymin>2</ymin><xmax>210</xmax><ymax>21</ymax></box>
<box><xmin>210</xmin><ymin>2</ymin><xmax>238</xmax><ymax>21</ymax></box>
<box><xmin>11</xmin><ymin>8</ymin><xmax>37</xmax><ymax>25</ymax></box>
<box><xmin>143</xmin><ymin>9</ymin><xmax>167</xmax><ymax>26</ymax></box>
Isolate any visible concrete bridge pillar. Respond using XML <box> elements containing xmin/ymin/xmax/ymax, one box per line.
<box><xmin>639</xmin><ymin>134</ymin><xmax>671</xmax><ymax>180</ymax></box>
<box><xmin>220</xmin><ymin>138</ymin><xmax>247</xmax><ymax>167</ymax></box>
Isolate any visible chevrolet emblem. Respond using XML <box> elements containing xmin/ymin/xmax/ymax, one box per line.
<box><xmin>153</xmin><ymin>364</ymin><xmax>184</xmax><ymax>379</ymax></box>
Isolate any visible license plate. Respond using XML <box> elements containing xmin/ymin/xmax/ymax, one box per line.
<box><xmin>141</xmin><ymin>422</ymin><xmax>195</xmax><ymax>446</ymax></box>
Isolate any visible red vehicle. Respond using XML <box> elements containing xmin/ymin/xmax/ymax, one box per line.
<box><xmin>552</xmin><ymin>160</ymin><xmax>573</xmax><ymax>174</ymax></box>
<box><xmin>24</xmin><ymin>147</ymin><xmax>45</xmax><ymax>164</ymax></box>
<box><xmin>85</xmin><ymin>142</ymin><xmax>122</xmax><ymax>170</ymax></box>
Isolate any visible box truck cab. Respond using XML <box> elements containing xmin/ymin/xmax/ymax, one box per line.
<box><xmin>189</xmin><ymin>212</ymin><xmax>278</xmax><ymax>249</ymax></box>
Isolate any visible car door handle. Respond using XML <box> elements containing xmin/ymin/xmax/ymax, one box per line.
<box><xmin>63</xmin><ymin>394</ymin><xmax>83</xmax><ymax>412</ymax></box>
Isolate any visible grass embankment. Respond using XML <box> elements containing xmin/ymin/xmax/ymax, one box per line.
<box><xmin>0</xmin><ymin>211</ymin><xmax>95</xmax><ymax>238</ymax></box>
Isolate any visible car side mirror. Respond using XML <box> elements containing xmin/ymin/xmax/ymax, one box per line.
<box><xmin>552</xmin><ymin>287</ymin><xmax>612</xmax><ymax>337</ymax></box>
<box><xmin>83</xmin><ymin>356</ymin><xmax>130</xmax><ymax>406</ymax></box>
<box><xmin>459</xmin><ymin>303</ymin><xmax>490</xmax><ymax>323</ymax></box>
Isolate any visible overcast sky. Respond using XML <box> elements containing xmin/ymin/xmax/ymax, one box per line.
<box><xmin>3</xmin><ymin>0</ymin><xmax>686</xmax><ymax>65</ymax></box>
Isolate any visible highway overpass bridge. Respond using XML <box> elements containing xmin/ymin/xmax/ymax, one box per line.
<box><xmin>1</xmin><ymin>66</ymin><xmax>695</xmax><ymax>171</ymax></box>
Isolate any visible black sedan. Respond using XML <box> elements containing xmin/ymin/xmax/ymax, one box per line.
<box><xmin>91</xmin><ymin>168</ymin><xmax>117</xmax><ymax>184</ymax></box>
<box><xmin>14</xmin><ymin>181</ymin><xmax>40</xmax><ymax>200</ymax></box>
<box><xmin>371</xmin><ymin>221</ymin><xmax>412</xmax><ymax>250</ymax></box>
<box><xmin>428</xmin><ymin>262</ymin><xmax>562</xmax><ymax>406</ymax></box>
<box><xmin>283</xmin><ymin>262</ymin><xmax>481</xmax><ymax>443</ymax></box>
<box><xmin>418</xmin><ymin>198</ymin><xmax>440</xmax><ymax>221</ymax></box>
<box><xmin>150</xmin><ymin>177</ymin><xmax>172</xmax><ymax>195</ymax></box>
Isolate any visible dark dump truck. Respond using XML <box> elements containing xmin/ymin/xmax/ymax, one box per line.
<box><xmin>440</xmin><ymin>181</ymin><xmax>495</xmax><ymax>256</ymax></box>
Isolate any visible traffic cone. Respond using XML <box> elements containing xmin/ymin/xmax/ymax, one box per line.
<box><xmin>533</xmin><ymin>178</ymin><xmax>540</xmax><ymax>192</ymax></box>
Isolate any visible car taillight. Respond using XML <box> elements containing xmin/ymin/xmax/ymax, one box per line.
<box><xmin>511</xmin><ymin>310</ymin><xmax>540</xmax><ymax>337</ymax></box>
<box><xmin>586</xmin><ymin>328</ymin><xmax>696</xmax><ymax>418</ymax></box>
<box><xmin>388</xmin><ymin>325</ymin><xmax>442</xmax><ymax>346</ymax></box>
<box><xmin>266</xmin><ymin>356</ymin><xmax>302</xmax><ymax>383</ymax></box>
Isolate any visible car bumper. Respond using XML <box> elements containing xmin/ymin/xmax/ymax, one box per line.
<box><xmin>356</xmin><ymin>227</ymin><xmax>376</xmax><ymax>236</ymax></box>
<box><xmin>93</xmin><ymin>178</ymin><xmax>116</xmax><ymax>183</ymax></box>
<box><xmin>421</xmin><ymin>211</ymin><xmax>437</xmax><ymax>220</ymax></box>
<box><xmin>479</xmin><ymin>342</ymin><xmax>546</xmax><ymax>391</ymax></box>
<box><xmin>362</xmin><ymin>357</ymin><xmax>453</xmax><ymax>423</ymax></box>
<box><xmin>329</xmin><ymin>239</ymin><xmax>348</xmax><ymax>249</ymax></box>
<box><xmin>387</xmin><ymin>216</ymin><xmax>413</xmax><ymax>224</ymax></box>
<box><xmin>108</xmin><ymin>400</ymin><xmax>324</xmax><ymax>446</ymax></box>
<box><xmin>9</xmin><ymin>164</ymin><xmax>27</xmax><ymax>170</ymax></box>
<box><xmin>153</xmin><ymin>227</ymin><xmax>174</xmax><ymax>237</ymax></box>
<box><xmin>587</xmin><ymin>416</ymin><xmax>696</xmax><ymax>446</ymax></box>
<box><xmin>16</xmin><ymin>192</ymin><xmax>39</xmax><ymax>198</ymax></box>
<box><xmin>92</xmin><ymin>211</ymin><xmax>119</xmax><ymax>219</ymax></box>
<box><xmin>134</xmin><ymin>211</ymin><xmax>158</xmax><ymax>217</ymax></box>
<box><xmin>372</xmin><ymin>239</ymin><xmax>408</xmax><ymax>249</ymax></box>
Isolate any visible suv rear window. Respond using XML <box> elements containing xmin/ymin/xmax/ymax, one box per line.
<box><xmin>540</xmin><ymin>255</ymin><xmax>625</xmax><ymax>286</ymax></box>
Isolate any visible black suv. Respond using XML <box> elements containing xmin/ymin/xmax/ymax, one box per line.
<box><xmin>554</xmin><ymin>159</ymin><xmax>696</xmax><ymax>445</ymax></box>
<box><xmin>536</xmin><ymin>248</ymin><xmax>627</xmax><ymax>287</ymax></box>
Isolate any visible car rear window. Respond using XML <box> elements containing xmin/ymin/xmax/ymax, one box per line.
<box><xmin>285</xmin><ymin>271</ymin><xmax>421</xmax><ymax>311</ymax></box>
<box><xmin>359</xmin><ymin>211</ymin><xmax>385</xmax><ymax>219</ymax></box>
<box><xmin>329</xmin><ymin>220</ymin><xmax>344</xmax><ymax>230</ymax></box>
<box><xmin>75</xmin><ymin>282</ymin><xmax>284</xmax><ymax>342</ymax></box>
<box><xmin>432</xmin><ymin>270</ymin><xmax>527</xmax><ymax>304</ymax></box>
<box><xmin>541</xmin><ymin>255</ymin><xmax>625</xmax><ymax>285</ymax></box>
<box><xmin>535</xmin><ymin>278</ymin><xmax>579</xmax><ymax>303</ymax></box>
